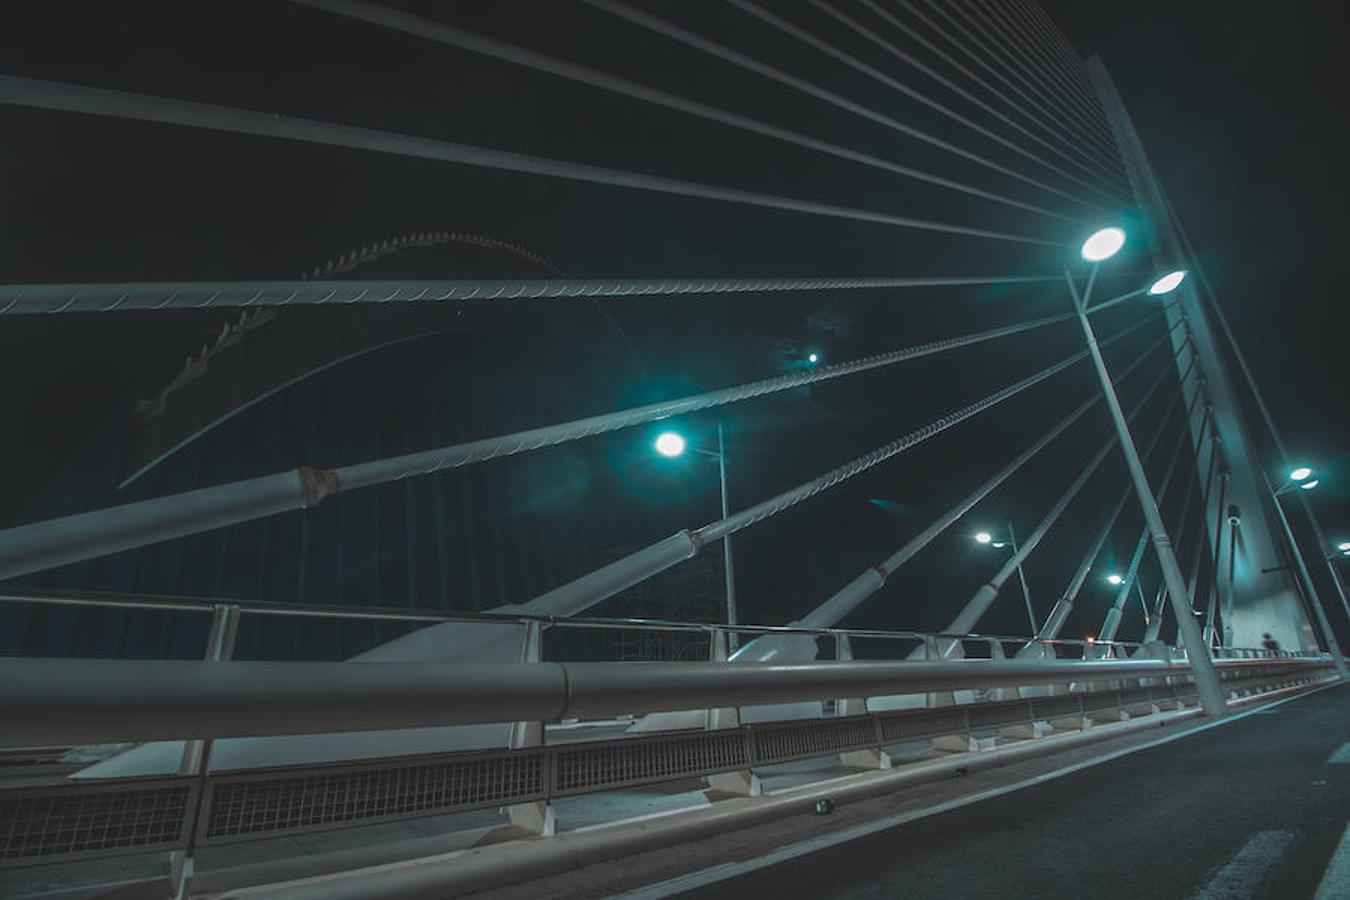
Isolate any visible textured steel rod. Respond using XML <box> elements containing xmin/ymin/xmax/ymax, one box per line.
<box><xmin>520</xmin><ymin>316</ymin><xmax>1164</xmax><ymax>623</ymax></box>
<box><xmin>1098</xmin><ymin>403</ymin><xmax>1198</xmax><ymax>642</ymax></box>
<box><xmin>0</xmin><ymin>272</ymin><xmax>1064</xmax><ymax>316</ymax></box>
<box><xmin>798</xmin><ymin>326</ymin><xmax>1177</xmax><ymax>633</ymax></box>
<box><xmin>0</xmin><ymin>307</ymin><xmax>1080</xmax><ymax>580</ymax></box>
<box><xmin>946</xmin><ymin>339</ymin><xmax>1183</xmax><ymax>641</ymax></box>
<box><xmin>1039</xmin><ymin>347</ymin><xmax>1199</xmax><ymax>641</ymax></box>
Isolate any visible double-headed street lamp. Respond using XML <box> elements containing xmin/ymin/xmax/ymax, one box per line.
<box><xmin>1268</xmin><ymin>467</ymin><xmax>1350</xmax><ymax>662</ymax></box>
<box><xmin>654</xmin><ymin>422</ymin><xmax>737</xmax><ymax>636</ymax></box>
<box><xmin>975</xmin><ymin>526</ymin><xmax>1036</xmax><ymax>633</ymax></box>
<box><xmin>1066</xmin><ymin>226</ymin><xmax>1230</xmax><ymax>714</ymax></box>
<box><xmin>1074</xmin><ymin>230</ymin><xmax>1346</xmax><ymax>685</ymax></box>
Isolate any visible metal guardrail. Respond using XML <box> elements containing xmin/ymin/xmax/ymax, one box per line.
<box><xmin>0</xmin><ymin>656</ymin><xmax>1333</xmax><ymax>869</ymax></box>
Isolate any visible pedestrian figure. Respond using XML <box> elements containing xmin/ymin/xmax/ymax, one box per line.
<box><xmin>1262</xmin><ymin>633</ymin><xmax>1281</xmax><ymax>653</ymax></box>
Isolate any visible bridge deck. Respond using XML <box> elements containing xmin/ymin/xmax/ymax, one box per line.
<box><xmin>477</xmin><ymin>683</ymin><xmax>1349</xmax><ymax>899</ymax></box>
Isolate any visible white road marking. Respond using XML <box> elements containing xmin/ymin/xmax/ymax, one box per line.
<box><xmin>1186</xmin><ymin>830</ymin><xmax>1295</xmax><ymax>900</ymax></box>
<box><xmin>1328</xmin><ymin>742</ymin><xmax>1350</xmax><ymax>764</ymax></box>
<box><xmin>1314</xmin><ymin>821</ymin><xmax>1350</xmax><ymax>900</ymax></box>
<box><xmin>607</xmin><ymin>685</ymin><xmax>1334</xmax><ymax>900</ymax></box>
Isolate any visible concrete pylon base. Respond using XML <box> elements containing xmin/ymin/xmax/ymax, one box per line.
<box><xmin>840</xmin><ymin>748</ymin><xmax>892</xmax><ymax>770</ymax></box>
<box><xmin>931</xmin><ymin>734</ymin><xmax>997</xmax><ymax>754</ymax></box>
<box><xmin>705</xmin><ymin>769</ymin><xmax>762</xmax><ymax>799</ymax></box>
<box><xmin>504</xmin><ymin>801</ymin><xmax>556</xmax><ymax>837</ymax></box>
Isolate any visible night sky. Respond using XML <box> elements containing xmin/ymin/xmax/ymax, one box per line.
<box><xmin>1</xmin><ymin>1</ymin><xmax>1345</xmax><ymax>652</ymax></box>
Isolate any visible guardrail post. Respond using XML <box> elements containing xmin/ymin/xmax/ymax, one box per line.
<box><xmin>704</xmin><ymin>626</ymin><xmax>761</xmax><ymax>797</ymax></box>
<box><xmin>171</xmin><ymin>603</ymin><xmax>239</xmax><ymax>900</ymax></box>
<box><xmin>835</xmin><ymin>633</ymin><xmax>891</xmax><ymax>770</ymax></box>
<box><xmin>503</xmin><ymin>620</ymin><xmax>556</xmax><ymax>836</ymax></box>
<box><xmin>925</xmin><ymin>636</ymin><xmax>955</xmax><ymax>708</ymax></box>
<box><xmin>987</xmin><ymin>639</ymin><xmax>1019</xmax><ymax>702</ymax></box>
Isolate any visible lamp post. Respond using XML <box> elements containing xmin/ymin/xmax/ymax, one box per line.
<box><xmin>1066</xmin><ymin>229</ymin><xmax>1227</xmax><ymax>715</ymax></box>
<box><xmin>654</xmin><ymin>423</ymin><xmax>737</xmax><ymax>637</ymax></box>
<box><xmin>1267</xmin><ymin>470</ymin><xmax>1349</xmax><ymax>676</ymax></box>
<box><xmin>975</xmin><ymin>524</ymin><xmax>1036</xmax><ymax>633</ymax></box>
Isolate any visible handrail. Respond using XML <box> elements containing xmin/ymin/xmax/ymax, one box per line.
<box><xmin>0</xmin><ymin>586</ymin><xmax>1148</xmax><ymax>649</ymax></box>
<box><xmin>4</xmin><ymin>587</ymin><xmax>1317</xmax><ymax>659</ymax></box>
<box><xmin>0</xmin><ymin>655</ymin><xmax>1327</xmax><ymax>748</ymax></box>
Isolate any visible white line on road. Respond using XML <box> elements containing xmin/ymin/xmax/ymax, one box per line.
<box><xmin>1328</xmin><ymin>742</ymin><xmax>1350</xmax><ymax>764</ymax></box>
<box><xmin>1185</xmin><ymin>830</ymin><xmax>1295</xmax><ymax>900</ymax></box>
<box><xmin>1315</xmin><ymin>821</ymin><xmax>1350</xmax><ymax>900</ymax></box>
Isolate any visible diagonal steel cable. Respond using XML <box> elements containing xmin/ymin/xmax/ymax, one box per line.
<box><xmin>727</xmin><ymin>0</ymin><xmax>1118</xmax><ymax>209</ymax></box>
<box><xmin>958</xmin><ymin>0</ymin><xmax>1116</xmax><ymax>145</ymax></box>
<box><xmin>0</xmin><ymin>74</ymin><xmax>1054</xmax><ymax>247</ymax></box>
<box><xmin>894</xmin><ymin>0</ymin><xmax>1123</xmax><ymax>183</ymax></box>
<box><xmin>294</xmin><ymin>0</ymin><xmax>1078</xmax><ymax>223</ymax></box>
<box><xmin>514</xmin><ymin>310</ymin><xmax>1168</xmax><ymax>619</ymax></box>
<box><xmin>810</xmin><ymin>0</ymin><xmax>1124</xmax><ymax>205</ymax></box>
<box><xmin>0</xmin><ymin>304</ymin><xmax>1102</xmax><ymax>581</ymax></box>
<box><xmin>863</xmin><ymin>0</ymin><xmax>1124</xmax><ymax>195</ymax></box>
<box><xmin>797</xmin><ymin>320</ymin><xmax>1183</xmax><ymax>631</ymax></box>
<box><xmin>923</xmin><ymin>0</ymin><xmax>1121</xmax><ymax>159</ymax></box>
<box><xmin>583</xmin><ymin>0</ymin><xmax>1110</xmax><ymax>216</ymax></box>
<box><xmin>696</xmin><ymin>310</ymin><xmax>1164</xmax><ymax>544</ymax></box>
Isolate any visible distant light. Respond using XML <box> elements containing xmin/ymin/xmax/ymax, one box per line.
<box><xmin>975</xmin><ymin>531</ymin><xmax>993</xmax><ymax>544</ymax></box>
<box><xmin>654</xmin><ymin>432</ymin><xmax>686</xmax><ymax>457</ymax></box>
<box><xmin>1300</xmin><ymin>479</ymin><xmax>1321</xmax><ymax>491</ymax></box>
<box><xmin>1081</xmin><ymin>227</ymin><xmax>1126</xmax><ymax>262</ymax></box>
<box><xmin>1338</xmin><ymin>542</ymin><xmax>1350</xmax><ymax>552</ymax></box>
<box><xmin>807</xmin><ymin>352</ymin><xmax>819</xmax><ymax>364</ymax></box>
<box><xmin>1085</xmin><ymin>634</ymin><xmax>1096</xmax><ymax>643</ymax></box>
<box><xmin>1107</xmin><ymin>574</ymin><xmax>1124</xmax><ymax>586</ymax></box>
<box><xmin>1148</xmin><ymin>270</ymin><xmax>1187</xmax><ymax>295</ymax></box>
<box><xmin>991</xmin><ymin>542</ymin><xmax>1007</xmax><ymax>549</ymax></box>
<box><xmin>1289</xmin><ymin>467</ymin><xmax>1313</xmax><ymax>482</ymax></box>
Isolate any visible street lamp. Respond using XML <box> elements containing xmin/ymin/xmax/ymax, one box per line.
<box><xmin>975</xmin><ymin>525</ymin><xmax>1035</xmax><ymax>632</ymax></box>
<box><xmin>1338</xmin><ymin>541</ymin><xmax>1350</xmax><ymax>553</ymax></box>
<box><xmin>1065</xmin><ymin>227</ymin><xmax>1228</xmax><ymax>715</ymax></box>
<box><xmin>654</xmin><ymin>424</ymin><xmax>737</xmax><ymax>636</ymax></box>
<box><xmin>1148</xmin><ymin>270</ymin><xmax>1187</xmax><ymax>295</ymax></box>
<box><xmin>654</xmin><ymin>431</ymin><xmax>686</xmax><ymax>458</ymax></box>
<box><xmin>1274</xmin><ymin>469</ymin><xmax>1321</xmax><ymax>497</ymax></box>
<box><xmin>1264</xmin><ymin>467</ymin><xmax>1350</xmax><ymax>677</ymax></box>
<box><xmin>807</xmin><ymin>352</ymin><xmax>819</xmax><ymax>364</ymax></box>
<box><xmin>1080</xmin><ymin>227</ymin><xmax>1125</xmax><ymax>262</ymax></box>
<box><xmin>1106</xmin><ymin>573</ymin><xmax>1123</xmax><ymax>586</ymax></box>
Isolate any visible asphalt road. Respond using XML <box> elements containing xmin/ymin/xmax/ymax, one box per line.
<box><xmin>675</xmin><ymin>685</ymin><xmax>1350</xmax><ymax>899</ymax></box>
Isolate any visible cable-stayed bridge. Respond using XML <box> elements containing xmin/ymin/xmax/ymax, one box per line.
<box><xmin>0</xmin><ymin>2</ymin><xmax>1346</xmax><ymax>897</ymax></box>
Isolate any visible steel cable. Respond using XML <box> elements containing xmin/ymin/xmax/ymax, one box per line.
<box><xmin>0</xmin><ymin>273</ymin><xmax>1067</xmax><ymax>316</ymax></box>
<box><xmin>727</xmin><ymin>0</ymin><xmax>1119</xmax><ymax>209</ymax></box>
<box><xmin>582</xmin><ymin>0</ymin><xmax>1110</xmax><ymax>216</ymax></box>
<box><xmin>811</xmin><ymin>0</ymin><xmax>1126</xmax><ymax>206</ymax></box>
<box><xmin>0</xmin><ymin>74</ymin><xmax>1055</xmax><ymax>247</ymax></box>
<box><xmin>294</xmin><ymin>0</ymin><xmax>1078</xmax><ymax>223</ymax></box>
